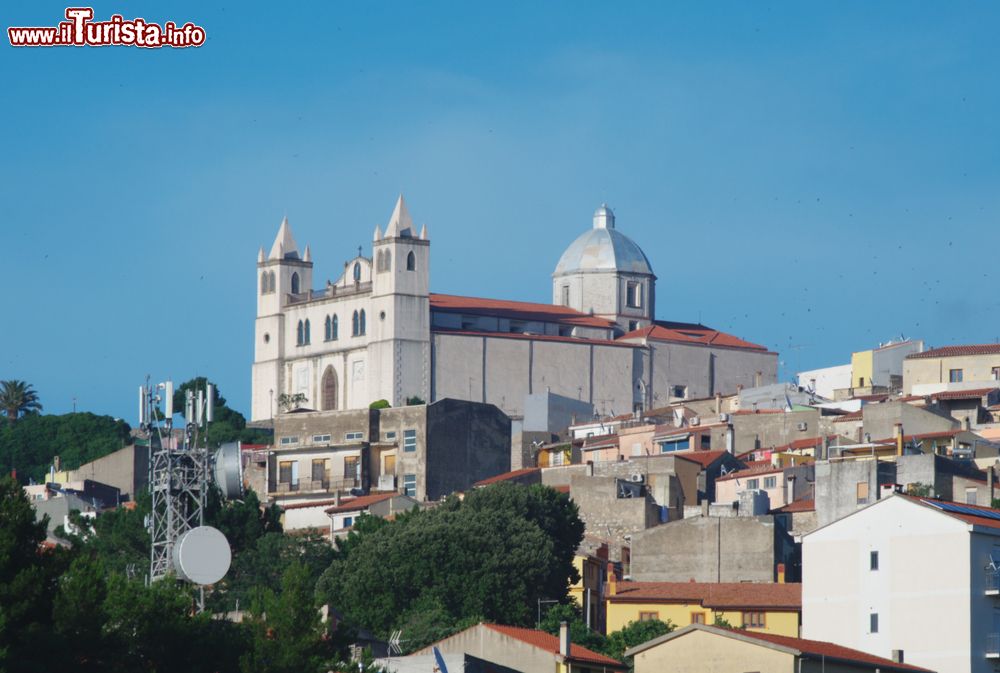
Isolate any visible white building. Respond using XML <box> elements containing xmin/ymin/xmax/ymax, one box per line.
<box><xmin>803</xmin><ymin>493</ymin><xmax>1000</xmax><ymax>673</ymax></box>
<box><xmin>797</xmin><ymin>363</ymin><xmax>852</xmax><ymax>400</ymax></box>
<box><xmin>252</xmin><ymin>197</ymin><xmax>778</xmax><ymax>425</ymax></box>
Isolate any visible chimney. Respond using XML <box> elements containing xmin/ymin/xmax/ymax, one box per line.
<box><xmin>606</xmin><ymin>565</ymin><xmax>617</xmax><ymax>596</ymax></box>
<box><xmin>702</xmin><ymin>500</ymin><xmax>710</xmax><ymax>517</ymax></box>
<box><xmin>53</xmin><ymin>455</ymin><xmax>61</xmax><ymax>472</ymax></box>
<box><xmin>715</xmin><ymin>393</ymin><xmax>722</xmax><ymax>415</ymax></box>
<box><xmin>777</xmin><ymin>563</ymin><xmax>786</xmax><ymax>584</ymax></box>
<box><xmin>964</xmin><ymin>416</ymin><xmax>972</xmax><ymax>431</ymax></box>
<box><xmin>559</xmin><ymin>621</ymin><xmax>571</xmax><ymax>658</ymax></box>
<box><xmin>894</xmin><ymin>423</ymin><xmax>904</xmax><ymax>456</ymax></box>
<box><xmin>785</xmin><ymin>475</ymin><xmax>795</xmax><ymax>507</ymax></box>
<box><xmin>586</xmin><ymin>461</ymin><xmax>594</xmax><ymax>477</ymax></box>
<box><xmin>892</xmin><ymin>650</ymin><xmax>904</xmax><ymax>664</ymax></box>
<box><xmin>725</xmin><ymin>426</ymin><xmax>734</xmax><ymax>454</ymax></box>
<box><xmin>821</xmin><ymin>435</ymin><xmax>830</xmax><ymax>461</ymax></box>
<box><xmin>334</xmin><ymin>490</ymin><xmax>341</xmax><ymax>507</ymax></box>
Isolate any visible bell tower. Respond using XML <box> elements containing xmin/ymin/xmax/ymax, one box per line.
<box><xmin>251</xmin><ymin>217</ymin><xmax>313</xmax><ymax>422</ymax></box>
<box><xmin>368</xmin><ymin>195</ymin><xmax>431</xmax><ymax>406</ymax></box>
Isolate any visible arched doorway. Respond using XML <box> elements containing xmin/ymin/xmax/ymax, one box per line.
<box><xmin>321</xmin><ymin>366</ymin><xmax>338</xmax><ymax>411</ymax></box>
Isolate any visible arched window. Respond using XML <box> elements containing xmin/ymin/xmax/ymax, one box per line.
<box><xmin>353</xmin><ymin>262</ymin><xmax>361</xmax><ymax>282</ymax></box>
<box><xmin>332</xmin><ymin>314</ymin><xmax>338</xmax><ymax>340</ymax></box>
<box><xmin>384</xmin><ymin>250</ymin><xmax>391</xmax><ymax>272</ymax></box>
<box><xmin>303</xmin><ymin>319</ymin><xmax>311</xmax><ymax>345</ymax></box>
<box><xmin>260</xmin><ymin>272</ymin><xmax>268</xmax><ymax>295</ymax></box>
<box><xmin>296</xmin><ymin>320</ymin><xmax>304</xmax><ymax>346</ymax></box>
<box><xmin>291</xmin><ymin>272</ymin><xmax>300</xmax><ymax>294</ymax></box>
<box><xmin>321</xmin><ymin>366</ymin><xmax>338</xmax><ymax>411</ymax></box>
<box><xmin>359</xmin><ymin>309</ymin><xmax>366</xmax><ymax>335</ymax></box>
<box><xmin>324</xmin><ymin>315</ymin><xmax>332</xmax><ymax>341</ymax></box>
<box><xmin>269</xmin><ymin>271</ymin><xmax>276</xmax><ymax>292</ymax></box>
<box><xmin>406</xmin><ymin>251</ymin><xmax>415</xmax><ymax>271</ymax></box>
<box><xmin>352</xmin><ymin>310</ymin><xmax>359</xmax><ymax>336</ymax></box>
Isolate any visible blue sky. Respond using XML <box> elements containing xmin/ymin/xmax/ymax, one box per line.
<box><xmin>3</xmin><ymin>1</ymin><xmax>1000</xmax><ymax>421</ymax></box>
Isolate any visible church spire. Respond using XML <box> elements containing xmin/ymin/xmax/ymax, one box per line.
<box><xmin>268</xmin><ymin>216</ymin><xmax>300</xmax><ymax>261</ymax></box>
<box><xmin>384</xmin><ymin>194</ymin><xmax>414</xmax><ymax>238</ymax></box>
<box><xmin>302</xmin><ymin>245</ymin><xmax>312</xmax><ymax>263</ymax></box>
<box><xmin>257</xmin><ymin>246</ymin><xmax>265</xmax><ymax>264</ymax></box>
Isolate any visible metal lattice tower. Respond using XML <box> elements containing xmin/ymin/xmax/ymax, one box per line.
<box><xmin>140</xmin><ymin>380</ymin><xmax>214</xmax><ymax>583</ymax></box>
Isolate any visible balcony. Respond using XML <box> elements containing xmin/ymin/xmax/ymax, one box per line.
<box><xmin>987</xmin><ymin>633</ymin><xmax>1000</xmax><ymax>659</ymax></box>
<box><xmin>270</xmin><ymin>474</ymin><xmax>359</xmax><ymax>496</ymax></box>
<box><xmin>986</xmin><ymin>570</ymin><xmax>1000</xmax><ymax>596</ymax></box>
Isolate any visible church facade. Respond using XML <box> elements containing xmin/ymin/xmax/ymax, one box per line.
<box><xmin>251</xmin><ymin>196</ymin><xmax>777</xmax><ymax>424</ymax></box>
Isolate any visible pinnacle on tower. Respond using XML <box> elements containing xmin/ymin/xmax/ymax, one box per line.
<box><xmin>302</xmin><ymin>245</ymin><xmax>312</xmax><ymax>263</ymax></box>
<box><xmin>373</xmin><ymin>224</ymin><xmax>382</xmax><ymax>241</ymax></box>
<box><xmin>419</xmin><ymin>223</ymin><xmax>428</xmax><ymax>240</ymax></box>
<box><xmin>268</xmin><ymin>216</ymin><xmax>300</xmax><ymax>261</ymax></box>
<box><xmin>384</xmin><ymin>194</ymin><xmax>414</xmax><ymax>238</ymax></box>
<box><xmin>257</xmin><ymin>247</ymin><xmax>265</xmax><ymax>264</ymax></box>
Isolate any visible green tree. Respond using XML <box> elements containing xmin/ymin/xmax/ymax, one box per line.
<box><xmin>0</xmin><ymin>412</ymin><xmax>131</xmax><ymax>483</ymax></box>
<box><xmin>538</xmin><ymin>602</ymin><xmax>607</xmax><ymax>653</ymax></box>
<box><xmin>604</xmin><ymin>619</ymin><xmax>674</xmax><ymax>669</ymax></box>
<box><xmin>316</xmin><ymin>483</ymin><xmax>584</xmax><ymax>647</ymax></box>
<box><xmin>241</xmin><ymin>561</ymin><xmax>334</xmax><ymax>673</ymax></box>
<box><xmin>0</xmin><ymin>476</ymin><xmax>65</xmax><ymax>672</ymax></box>
<box><xmin>906</xmin><ymin>482</ymin><xmax>933</xmax><ymax>497</ymax></box>
<box><xmin>0</xmin><ymin>380</ymin><xmax>42</xmax><ymax>423</ymax></box>
<box><xmin>369</xmin><ymin>399</ymin><xmax>391</xmax><ymax>409</ymax></box>
<box><xmin>172</xmin><ymin>377</ymin><xmax>272</xmax><ymax>447</ymax></box>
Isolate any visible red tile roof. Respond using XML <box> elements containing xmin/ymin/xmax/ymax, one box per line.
<box><xmin>906</xmin><ymin>343</ymin><xmax>1000</xmax><ymax>359</ymax></box>
<box><xmin>852</xmin><ymin>393</ymin><xmax>889</xmax><ymax>402</ymax></box>
<box><xmin>430</xmin><ymin>293</ymin><xmax>616</xmax><ymax>329</ymax></box>
<box><xmin>673</xmin><ymin>450</ymin><xmax>731</xmax><ymax>469</ymax></box>
<box><xmin>730</xmin><ymin>408</ymin><xmax>787</xmax><ymax>415</ymax></box>
<box><xmin>714</xmin><ymin>627</ymin><xmax>933</xmax><ymax>672</ymax></box>
<box><xmin>432</xmin><ymin>327</ymin><xmax>642</xmax><ymax>348</ymax></box>
<box><xmin>322</xmin><ymin>492</ymin><xmax>396</xmax><ymax>514</ymax></box>
<box><xmin>611</xmin><ymin>581</ymin><xmax>801</xmax><ymax>610</ymax></box>
<box><xmin>582</xmin><ymin>434</ymin><xmax>619</xmax><ymax>450</ymax></box>
<box><xmin>619</xmin><ymin>321</ymin><xmax>771</xmax><ymax>352</ymax></box>
<box><xmin>482</xmin><ymin>624</ymin><xmax>625</xmax><ymax>667</ymax></box>
<box><xmin>770</xmin><ymin>435</ymin><xmax>839</xmax><ymax>452</ymax></box>
<box><xmin>832</xmin><ymin>410</ymin><xmax>863</xmax><ymax>423</ymax></box>
<box><xmin>716</xmin><ymin>463</ymin><xmax>784</xmax><ymax>482</ymax></box>
<box><xmin>773</xmin><ymin>498</ymin><xmax>815</xmax><ymax>513</ymax></box>
<box><xmin>930</xmin><ymin>387</ymin><xmax>997</xmax><ymax>401</ymax></box>
<box><xmin>472</xmin><ymin>467</ymin><xmax>541</xmax><ymax>487</ymax></box>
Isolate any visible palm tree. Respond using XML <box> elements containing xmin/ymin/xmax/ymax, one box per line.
<box><xmin>0</xmin><ymin>380</ymin><xmax>42</xmax><ymax>423</ymax></box>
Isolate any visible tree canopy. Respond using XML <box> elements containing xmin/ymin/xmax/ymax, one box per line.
<box><xmin>0</xmin><ymin>412</ymin><xmax>132</xmax><ymax>483</ymax></box>
<box><xmin>316</xmin><ymin>482</ymin><xmax>584</xmax><ymax>651</ymax></box>
<box><xmin>171</xmin><ymin>377</ymin><xmax>272</xmax><ymax>448</ymax></box>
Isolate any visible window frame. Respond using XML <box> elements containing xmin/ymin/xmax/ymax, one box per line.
<box><xmin>345</xmin><ymin>431</ymin><xmax>363</xmax><ymax>441</ymax></box>
<box><xmin>870</xmin><ymin>550</ymin><xmax>879</xmax><ymax>571</ymax></box>
<box><xmin>949</xmin><ymin>368</ymin><xmax>964</xmax><ymax>383</ymax></box>
<box><xmin>638</xmin><ymin>611</ymin><xmax>659</xmax><ymax>622</ymax></box>
<box><xmin>870</xmin><ymin>612</ymin><xmax>879</xmax><ymax>633</ymax></box>
<box><xmin>403</xmin><ymin>429</ymin><xmax>417</xmax><ymax>452</ymax></box>
<box><xmin>747</xmin><ymin>478</ymin><xmax>760</xmax><ymax>490</ymax></box>
<box><xmin>626</xmin><ymin>281</ymin><xmax>642</xmax><ymax>309</ymax></box>
<box><xmin>763</xmin><ymin>476</ymin><xmax>777</xmax><ymax>489</ymax></box>
<box><xmin>742</xmin><ymin>611</ymin><xmax>766</xmax><ymax>628</ymax></box>
<box><xmin>403</xmin><ymin>474</ymin><xmax>417</xmax><ymax>497</ymax></box>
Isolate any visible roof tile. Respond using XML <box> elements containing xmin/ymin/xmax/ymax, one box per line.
<box><xmin>483</xmin><ymin>624</ymin><xmax>624</xmax><ymax>667</ymax></box>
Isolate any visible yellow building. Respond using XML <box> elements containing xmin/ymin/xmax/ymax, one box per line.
<box><xmin>606</xmin><ymin>579</ymin><xmax>800</xmax><ymax>637</ymax></box>
<box><xmin>537</xmin><ymin>442</ymin><xmax>573</xmax><ymax>467</ymax></box>
<box><xmin>569</xmin><ymin>552</ymin><xmax>608</xmax><ymax>632</ymax></box>
<box><xmin>625</xmin><ymin>623</ymin><xmax>932</xmax><ymax>673</ymax></box>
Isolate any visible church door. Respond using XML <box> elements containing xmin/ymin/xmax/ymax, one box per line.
<box><xmin>321</xmin><ymin>366</ymin><xmax>338</xmax><ymax>411</ymax></box>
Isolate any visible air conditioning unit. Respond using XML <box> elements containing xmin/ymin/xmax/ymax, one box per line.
<box><xmin>629</xmin><ymin>473</ymin><xmax>644</xmax><ymax>483</ymax></box>
<box><xmin>719</xmin><ymin>413</ymin><xmax>730</xmax><ymax>423</ymax></box>
<box><xmin>378</xmin><ymin>474</ymin><xmax>397</xmax><ymax>491</ymax></box>
<box><xmin>690</xmin><ymin>416</ymin><xmax>701</xmax><ymax>426</ymax></box>
<box><xmin>797</xmin><ymin>422</ymin><xmax>808</xmax><ymax>431</ymax></box>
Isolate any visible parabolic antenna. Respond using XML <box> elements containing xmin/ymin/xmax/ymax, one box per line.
<box><xmin>172</xmin><ymin>525</ymin><xmax>232</xmax><ymax>585</ymax></box>
<box><xmin>213</xmin><ymin>442</ymin><xmax>244</xmax><ymax>500</ymax></box>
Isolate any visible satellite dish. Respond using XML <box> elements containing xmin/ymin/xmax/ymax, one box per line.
<box><xmin>213</xmin><ymin>442</ymin><xmax>244</xmax><ymax>500</ymax></box>
<box><xmin>172</xmin><ymin>525</ymin><xmax>232</xmax><ymax>585</ymax></box>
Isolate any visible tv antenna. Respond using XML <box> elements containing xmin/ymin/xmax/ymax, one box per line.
<box><xmin>139</xmin><ymin>378</ymin><xmax>243</xmax><ymax>608</ymax></box>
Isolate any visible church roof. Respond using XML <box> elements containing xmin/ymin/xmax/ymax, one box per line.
<box><xmin>430</xmin><ymin>293</ymin><xmax>617</xmax><ymax>329</ymax></box>
<box><xmin>619</xmin><ymin>320</ymin><xmax>771</xmax><ymax>352</ymax></box>
<box><xmin>553</xmin><ymin>205</ymin><xmax>654</xmax><ymax>277</ymax></box>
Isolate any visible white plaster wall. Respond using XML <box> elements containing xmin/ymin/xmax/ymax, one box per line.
<box><xmin>797</xmin><ymin>364</ymin><xmax>852</xmax><ymax>399</ymax></box>
<box><xmin>803</xmin><ymin>496</ymin><xmax>973</xmax><ymax>673</ymax></box>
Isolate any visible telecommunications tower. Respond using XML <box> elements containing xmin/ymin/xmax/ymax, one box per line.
<box><xmin>139</xmin><ymin>379</ymin><xmax>242</xmax><ymax>587</ymax></box>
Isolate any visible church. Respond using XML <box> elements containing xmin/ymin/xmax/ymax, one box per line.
<box><xmin>251</xmin><ymin>196</ymin><xmax>777</xmax><ymax>425</ymax></box>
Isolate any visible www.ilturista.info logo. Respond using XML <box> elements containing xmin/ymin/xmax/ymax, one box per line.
<box><xmin>8</xmin><ymin>8</ymin><xmax>206</xmax><ymax>48</ymax></box>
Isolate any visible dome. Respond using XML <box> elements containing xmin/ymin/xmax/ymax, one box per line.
<box><xmin>553</xmin><ymin>206</ymin><xmax>654</xmax><ymax>276</ymax></box>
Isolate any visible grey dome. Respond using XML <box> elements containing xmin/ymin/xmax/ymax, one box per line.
<box><xmin>553</xmin><ymin>206</ymin><xmax>654</xmax><ymax>276</ymax></box>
